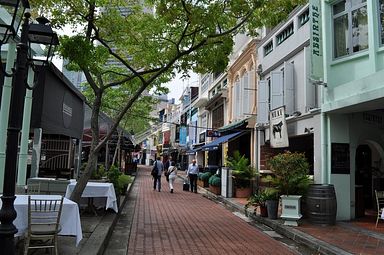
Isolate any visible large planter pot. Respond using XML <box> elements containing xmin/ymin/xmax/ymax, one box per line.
<box><xmin>259</xmin><ymin>205</ymin><xmax>268</xmax><ymax>217</ymax></box>
<box><xmin>235</xmin><ymin>187</ymin><xmax>252</xmax><ymax>198</ymax></box>
<box><xmin>209</xmin><ymin>185</ymin><xmax>221</xmax><ymax>195</ymax></box>
<box><xmin>280</xmin><ymin>195</ymin><xmax>302</xmax><ymax>226</ymax></box>
<box><xmin>198</xmin><ymin>179</ymin><xmax>209</xmax><ymax>187</ymax></box>
<box><xmin>266</xmin><ymin>200</ymin><xmax>278</xmax><ymax>219</ymax></box>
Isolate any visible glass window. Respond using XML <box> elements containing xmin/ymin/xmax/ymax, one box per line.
<box><xmin>334</xmin><ymin>14</ymin><xmax>349</xmax><ymax>58</ymax></box>
<box><xmin>380</xmin><ymin>0</ymin><xmax>384</xmax><ymax>44</ymax></box>
<box><xmin>351</xmin><ymin>6</ymin><xmax>368</xmax><ymax>52</ymax></box>
<box><xmin>332</xmin><ymin>0</ymin><xmax>368</xmax><ymax>59</ymax></box>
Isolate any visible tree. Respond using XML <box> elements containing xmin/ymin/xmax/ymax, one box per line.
<box><xmin>31</xmin><ymin>0</ymin><xmax>304</xmax><ymax>204</ymax></box>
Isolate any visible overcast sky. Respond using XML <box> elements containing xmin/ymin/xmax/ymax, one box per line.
<box><xmin>164</xmin><ymin>72</ymin><xmax>199</xmax><ymax>103</ymax></box>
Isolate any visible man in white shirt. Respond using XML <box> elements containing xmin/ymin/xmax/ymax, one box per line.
<box><xmin>187</xmin><ymin>159</ymin><xmax>199</xmax><ymax>193</ymax></box>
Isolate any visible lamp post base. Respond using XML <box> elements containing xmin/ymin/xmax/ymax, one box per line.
<box><xmin>0</xmin><ymin>195</ymin><xmax>17</xmax><ymax>255</ymax></box>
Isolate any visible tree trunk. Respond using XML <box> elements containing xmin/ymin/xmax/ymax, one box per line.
<box><xmin>111</xmin><ymin>129</ymin><xmax>122</xmax><ymax>168</ymax></box>
<box><xmin>70</xmin><ymin>89</ymin><xmax>102</xmax><ymax>203</ymax></box>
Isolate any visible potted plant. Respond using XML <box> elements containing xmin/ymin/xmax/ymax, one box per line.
<box><xmin>208</xmin><ymin>174</ymin><xmax>221</xmax><ymax>195</ymax></box>
<box><xmin>198</xmin><ymin>172</ymin><xmax>211</xmax><ymax>187</ymax></box>
<box><xmin>266</xmin><ymin>151</ymin><xmax>311</xmax><ymax>226</ymax></box>
<box><xmin>245</xmin><ymin>190</ymin><xmax>268</xmax><ymax>217</ymax></box>
<box><xmin>263</xmin><ymin>187</ymin><xmax>279</xmax><ymax>219</ymax></box>
<box><xmin>227</xmin><ymin>151</ymin><xmax>257</xmax><ymax>198</ymax></box>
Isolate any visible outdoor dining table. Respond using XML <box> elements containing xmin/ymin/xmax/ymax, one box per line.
<box><xmin>0</xmin><ymin>194</ymin><xmax>83</xmax><ymax>246</ymax></box>
<box><xmin>65</xmin><ymin>181</ymin><xmax>118</xmax><ymax>213</ymax></box>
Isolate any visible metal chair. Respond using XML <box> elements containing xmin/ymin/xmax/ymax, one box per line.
<box><xmin>27</xmin><ymin>183</ymin><xmax>41</xmax><ymax>195</ymax></box>
<box><xmin>24</xmin><ymin>195</ymin><xmax>64</xmax><ymax>255</ymax></box>
<box><xmin>16</xmin><ymin>185</ymin><xmax>27</xmax><ymax>195</ymax></box>
<box><xmin>375</xmin><ymin>190</ymin><xmax>384</xmax><ymax>227</ymax></box>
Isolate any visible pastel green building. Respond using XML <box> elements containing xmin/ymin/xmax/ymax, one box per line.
<box><xmin>321</xmin><ymin>0</ymin><xmax>384</xmax><ymax>220</ymax></box>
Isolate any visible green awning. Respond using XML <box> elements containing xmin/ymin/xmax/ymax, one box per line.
<box><xmin>217</xmin><ymin>118</ymin><xmax>249</xmax><ymax>132</ymax></box>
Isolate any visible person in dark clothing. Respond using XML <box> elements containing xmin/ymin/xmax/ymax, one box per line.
<box><xmin>153</xmin><ymin>156</ymin><xmax>164</xmax><ymax>192</ymax></box>
<box><xmin>164</xmin><ymin>156</ymin><xmax>172</xmax><ymax>171</ymax></box>
<box><xmin>187</xmin><ymin>159</ymin><xmax>199</xmax><ymax>193</ymax></box>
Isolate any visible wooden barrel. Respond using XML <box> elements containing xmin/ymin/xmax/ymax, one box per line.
<box><xmin>306</xmin><ymin>184</ymin><xmax>337</xmax><ymax>225</ymax></box>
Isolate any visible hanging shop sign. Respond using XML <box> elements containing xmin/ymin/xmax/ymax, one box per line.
<box><xmin>269</xmin><ymin>106</ymin><xmax>289</xmax><ymax>148</ymax></box>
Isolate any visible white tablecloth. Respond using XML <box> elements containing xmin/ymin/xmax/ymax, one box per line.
<box><xmin>0</xmin><ymin>195</ymin><xmax>83</xmax><ymax>246</ymax></box>
<box><xmin>65</xmin><ymin>182</ymin><xmax>118</xmax><ymax>213</ymax></box>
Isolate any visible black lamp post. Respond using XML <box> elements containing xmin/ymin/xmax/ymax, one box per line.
<box><xmin>0</xmin><ymin>1</ymin><xmax>59</xmax><ymax>254</ymax></box>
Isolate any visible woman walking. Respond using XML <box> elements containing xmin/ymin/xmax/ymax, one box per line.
<box><xmin>167</xmin><ymin>161</ymin><xmax>178</xmax><ymax>193</ymax></box>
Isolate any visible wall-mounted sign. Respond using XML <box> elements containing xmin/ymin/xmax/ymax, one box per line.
<box><xmin>331</xmin><ymin>143</ymin><xmax>350</xmax><ymax>174</ymax></box>
<box><xmin>269</xmin><ymin>106</ymin><xmax>289</xmax><ymax>148</ymax></box>
<box><xmin>310</xmin><ymin>0</ymin><xmax>323</xmax><ymax>80</ymax></box>
<box><xmin>206</xmin><ymin>130</ymin><xmax>220</xmax><ymax>137</ymax></box>
<box><xmin>199</xmin><ymin>132</ymin><xmax>206</xmax><ymax>143</ymax></box>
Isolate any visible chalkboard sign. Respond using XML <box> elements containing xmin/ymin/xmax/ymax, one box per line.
<box><xmin>331</xmin><ymin>143</ymin><xmax>350</xmax><ymax>174</ymax></box>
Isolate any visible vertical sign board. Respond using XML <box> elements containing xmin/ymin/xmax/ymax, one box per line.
<box><xmin>310</xmin><ymin>0</ymin><xmax>323</xmax><ymax>80</ymax></box>
<box><xmin>269</xmin><ymin>107</ymin><xmax>289</xmax><ymax>148</ymax></box>
<box><xmin>222</xmin><ymin>142</ymin><xmax>228</xmax><ymax>167</ymax></box>
<box><xmin>331</xmin><ymin>143</ymin><xmax>350</xmax><ymax>174</ymax></box>
<box><xmin>179</xmin><ymin>126</ymin><xmax>187</xmax><ymax>145</ymax></box>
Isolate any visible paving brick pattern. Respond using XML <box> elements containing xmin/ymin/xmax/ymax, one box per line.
<box><xmin>298</xmin><ymin>220</ymin><xmax>384</xmax><ymax>255</ymax></box>
<box><xmin>126</xmin><ymin>166</ymin><xmax>295</xmax><ymax>255</ymax></box>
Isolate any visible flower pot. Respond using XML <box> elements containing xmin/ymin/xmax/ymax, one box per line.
<box><xmin>209</xmin><ymin>185</ymin><xmax>221</xmax><ymax>195</ymax></box>
<box><xmin>197</xmin><ymin>179</ymin><xmax>204</xmax><ymax>187</ymax></box>
<box><xmin>266</xmin><ymin>200</ymin><xmax>278</xmax><ymax>219</ymax></box>
<box><xmin>260</xmin><ymin>205</ymin><xmax>268</xmax><ymax>217</ymax></box>
<box><xmin>235</xmin><ymin>187</ymin><xmax>252</xmax><ymax>198</ymax></box>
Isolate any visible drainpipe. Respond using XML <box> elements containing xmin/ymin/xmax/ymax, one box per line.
<box><xmin>0</xmin><ymin>43</ymin><xmax>16</xmax><ymax>192</ymax></box>
<box><xmin>17</xmin><ymin>67</ymin><xmax>35</xmax><ymax>185</ymax></box>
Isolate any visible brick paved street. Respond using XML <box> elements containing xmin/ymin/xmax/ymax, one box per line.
<box><xmin>109</xmin><ymin>166</ymin><xmax>298</xmax><ymax>255</ymax></box>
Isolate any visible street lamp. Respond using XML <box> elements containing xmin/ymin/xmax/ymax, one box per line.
<box><xmin>0</xmin><ymin>1</ymin><xmax>59</xmax><ymax>254</ymax></box>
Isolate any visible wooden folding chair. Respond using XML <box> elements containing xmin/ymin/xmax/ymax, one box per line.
<box><xmin>27</xmin><ymin>183</ymin><xmax>41</xmax><ymax>195</ymax></box>
<box><xmin>375</xmin><ymin>190</ymin><xmax>384</xmax><ymax>227</ymax></box>
<box><xmin>24</xmin><ymin>196</ymin><xmax>64</xmax><ymax>255</ymax></box>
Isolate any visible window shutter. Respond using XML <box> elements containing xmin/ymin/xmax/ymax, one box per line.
<box><xmin>284</xmin><ymin>62</ymin><xmax>295</xmax><ymax>115</ymax></box>
<box><xmin>271</xmin><ymin>71</ymin><xmax>283</xmax><ymax>110</ymax></box>
<box><xmin>249</xmin><ymin>69</ymin><xmax>255</xmax><ymax>114</ymax></box>
<box><xmin>257</xmin><ymin>80</ymin><xmax>269</xmax><ymax>124</ymax></box>
<box><xmin>235</xmin><ymin>80</ymin><xmax>241</xmax><ymax>119</ymax></box>
<box><xmin>242</xmin><ymin>72</ymin><xmax>249</xmax><ymax>116</ymax></box>
<box><xmin>232</xmin><ymin>84</ymin><xmax>236</xmax><ymax>119</ymax></box>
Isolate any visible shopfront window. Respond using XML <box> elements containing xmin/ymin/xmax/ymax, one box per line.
<box><xmin>333</xmin><ymin>0</ymin><xmax>368</xmax><ymax>58</ymax></box>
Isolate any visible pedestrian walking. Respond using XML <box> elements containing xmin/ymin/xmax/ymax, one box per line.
<box><xmin>164</xmin><ymin>156</ymin><xmax>172</xmax><ymax>170</ymax></box>
<box><xmin>152</xmin><ymin>156</ymin><xmax>164</xmax><ymax>192</ymax></box>
<box><xmin>187</xmin><ymin>159</ymin><xmax>199</xmax><ymax>193</ymax></box>
<box><xmin>167</xmin><ymin>161</ymin><xmax>178</xmax><ymax>193</ymax></box>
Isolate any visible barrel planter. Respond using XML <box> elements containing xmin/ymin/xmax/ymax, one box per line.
<box><xmin>306</xmin><ymin>184</ymin><xmax>337</xmax><ymax>225</ymax></box>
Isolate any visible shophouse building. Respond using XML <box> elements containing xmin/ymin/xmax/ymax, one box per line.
<box><xmin>256</xmin><ymin>4</ymin><xmax>322</xmax><ymax>183</ymax></box>
<box><xmin>320</xmin><ymin>0</ymin><xmax>384</xmax><ymax>220</ymax></box>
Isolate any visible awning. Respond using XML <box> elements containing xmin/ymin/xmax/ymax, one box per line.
<box><xmin>217</xmin><ymin>118</ymin><xmax>249</xmax><ymax>132</ymax></box>
<box><xmin>201</xmin><ymin>131</ymin><xmax>242</xmax><ymax>151</ymax></box>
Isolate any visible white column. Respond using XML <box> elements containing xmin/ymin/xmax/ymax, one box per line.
<box><xmin>17</xmin><ymin>67</ymin><xmax>35</xmax><ymax>185</ymax></box>
<box><xmin>0</xmin><ymin>43</ymin><xmax>16</xmax><ymax>192</ymax></box>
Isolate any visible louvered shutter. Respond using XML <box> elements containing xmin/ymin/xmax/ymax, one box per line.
<box><xmin>249</xmin><ymin>69</ymin><xmax>255</xmax><ymax>114</ymax></box>
<box><xmin>235</xmin><ymin>80</ymin><xmax>241</xmax><ymax>119</ymax></box>
<box><xmin>242</xmin><ymin>72</ymin><xmax>249</xmax><ymax>116</ymax></box>
<box><xmin>271</xmin><ymin>71</ymin><xmax>283</xmax><ymax>110</ymax></box>
<box><xmin>284</xmin><ymin>62</ymin><xmax>295</xmax><ymax>115</ymax></box>
<box><xmin>257</xmin><ymin>80</ymin><xmax>269</xmax><ymax>124</ymax></box>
